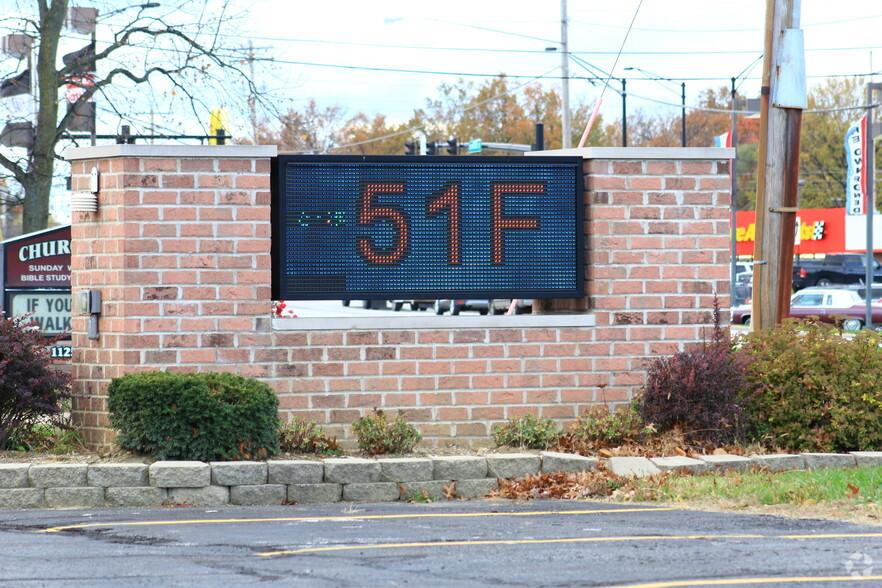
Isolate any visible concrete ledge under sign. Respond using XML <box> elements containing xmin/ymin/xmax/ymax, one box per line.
<box><xmin>272</xmin><ymin>313</ymin><xmax>596</xmax><ymax>331</ymax></box>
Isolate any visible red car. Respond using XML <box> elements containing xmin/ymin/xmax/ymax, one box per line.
<box><xmin>731</xmin><ymin>287</ymin><xmax>882</xmax><ymax>330</ymax></box>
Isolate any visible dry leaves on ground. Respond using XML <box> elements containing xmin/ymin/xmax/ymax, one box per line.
<box><xmin>488</xmin><ymin>467</ymin><xmax>636</xmax><ymax>501</ymax></box>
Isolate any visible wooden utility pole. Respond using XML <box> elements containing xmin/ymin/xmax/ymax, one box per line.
<box><xmin>752</xmin><ymin>0</ymin><xmax>806</xmax><ymax>330</ymax></box>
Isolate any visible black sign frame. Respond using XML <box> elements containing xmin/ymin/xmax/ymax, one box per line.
<box><xmin>271</xmin><ymin>155</ymin><xmax>584</xmax><ymax>301</ymax></box>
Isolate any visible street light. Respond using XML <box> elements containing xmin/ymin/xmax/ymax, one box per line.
<box><xmin>865</xmin><ymin>82</ymin><xmax>881</xmax><ymax>328</ymax></box>
<box><xmin>624</xmin><ymin>66</ymin><xmax>687</xmax><ymax>147</ymax></box>
<box><xmin>559</xmin><ymin>0</ymin><xmax>570</xmax><ymax>149</ymax></box>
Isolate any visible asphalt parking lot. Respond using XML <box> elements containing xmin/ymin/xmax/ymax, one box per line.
<box><xmin>2</xmin><ymin>500</ymin><xmax>882</xmax><ymax>586</ymax></box>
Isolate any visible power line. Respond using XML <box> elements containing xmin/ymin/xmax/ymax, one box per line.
<box><xmin>426</xmin><ymin>18</ymin><xmax>558</xmax><ymax>44</ymax></box>
<box><xmin>569</xmin><ymin>12</ymin><xmax>882</xmax><ymax>33</ymax></box>
<box><xmin>618</xmin><ymin>86</ymin><xmax>881</xmax><ymax>116</ymax></box>
<box><xmin>183</xmin><ymin>32</ymin><xmax>882</xmax><ymax>57</ymax></box>
<box><xmin>262</xmin><ymin>50</ymin><xmax>880</xmax><ymax>84</ymax></box>
<box><xmin>568</xmin><ymin>54</ymin><xmax>881</xmax><ymax>116</ymax></box>
<box><xmin>264</xmin><ymin>57</ymin><xmax>594</xmax><ymax>80</ymax></box>
<box><xmin>733</xmin><ymin>56</ymin><xmax>764</xmax><ymax>92</ymax></box>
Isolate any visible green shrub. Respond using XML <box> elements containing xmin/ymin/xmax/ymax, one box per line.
<box><xmin>108</xmin><ymin>371</ymin><xmax>280</xmax><ymax>461</ymax></box>
<box><xmin>0</xmin><ymin>314</ymin><xmax>71</xmax><ymax>448</ymax></box>
<box><xmin>279</xmin><ymin>417</ymin><xmax>342</xmax><ymax>456</ymax></box>
<box><xmin>561</xmin><ymin>403</ymin><xmax>654</xmax><ymax>451</ymax></box>
<box><xmin>352</xmin><ymin>409</ymin><xmax>422</xmax><ymax>455</ymax></box>
<box><xmin>492</xmin><ymin>413</ymin><xmax>561</xmax><ymax>450</ymax></box>
<box><xmin>638</xmin><ymin>302</ymin><xmax>754</xmax><ymax>445</ymax></box>
<box><xmin>740</xmin><ymin>319</ymin><xmax>882</xmax><ymax>452</ymax></box>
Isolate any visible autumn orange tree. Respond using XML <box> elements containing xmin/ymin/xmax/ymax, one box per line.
<box><xmin>423</xmin><ymin>75</ymin><xmax>603</xmax><ymax>150</ymax></box>
<box><xmin>251</xmin><ymin>75</ymin><xmax>610</xmax><ymax>154</ymax></box>
<box><xmin>336</xmin><ymin>113</ymin><xmax>413</xmax><ymax>156</ymax></box>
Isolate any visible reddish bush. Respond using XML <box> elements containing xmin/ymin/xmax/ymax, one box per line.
<box><xmin>0</xmin><ymin>315</ymin><xmax>71</xmax><ymax>447</ymax></box>
<box><xmin>638</xmin><ymin>301</ymin><xmax>754</xmax><ymax>446</ymax></box>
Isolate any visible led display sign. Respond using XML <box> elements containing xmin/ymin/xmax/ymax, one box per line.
<box><xmin>271</xmin><ymin>155</ymin><xmax>584</xmax><ymax>300</ymax></box>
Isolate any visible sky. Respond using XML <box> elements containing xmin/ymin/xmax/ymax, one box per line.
<box><xmin>1</xmin><ymin>0</ymin><xmax>882</xmax><ymax>152</ymax></box>
<box><xmin>230</xmin><ymin>0</ymin><xmax>882</xmax><ymax>145</ymax></box>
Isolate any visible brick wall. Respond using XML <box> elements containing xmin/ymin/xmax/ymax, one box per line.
<box><xmin>65</xmin><ymin>145</ymin><xmax>733</xmax><ymax>448</ymax></box>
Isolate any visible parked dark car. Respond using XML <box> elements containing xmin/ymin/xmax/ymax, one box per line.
<box><xmin>391</xmin><ymin>300</ymin><xmax>433</xmax><ymax>311</ymax></box>
<box><xmin>341</xmin><ymin>300</ymin><xmax>389</xmax><ymax>310</ymax></box>
<box><xmin>792</xmin><ymin>254</ymin><xmax>882</xmax><ymax>289</ymax></box>
<box><xmin>434</xmin><ymin>299</ymin><xmax>489</xmax><ymax>315</ymax></box>
<box><xmin>731</xmin><ymin>287</ymin><xmax>882</xmax><ymax>330</ymax></box>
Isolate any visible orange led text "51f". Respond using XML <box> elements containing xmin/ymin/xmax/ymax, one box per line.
<box><xmin>356</xmin><ymin>181</ymin><xmax>544</xmax><ymax>266</ymax></box>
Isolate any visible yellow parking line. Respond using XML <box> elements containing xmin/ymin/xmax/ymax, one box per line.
<box><xmin>783</xmin><ymin>533</ymin><xmax>882</xmax><ymax>540</ymax></box>
<box><xmin>257</xmin><ymin>534</ymin><xmax>764</xmax><ymax>557</ymax></box>
<box><xmin>40</xmin><ymin>506</ymin><xmax>674</xmax><ymax>534</ymax></box>
<box><xmin>604</xmin><ymin>577</ymin><xmax>882</xmax><ymax>587</ymax></box>
<box><xmin>256</xmin><ymin>531</ymin><xmax>882</xmax><ymax>557</ymax></box>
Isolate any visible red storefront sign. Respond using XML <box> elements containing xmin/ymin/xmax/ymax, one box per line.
<box><xmin>3</xmin><ymin>226</ymin><xmax>71</xmax><ymax>288</ymax></box>
<box><xmin>735</xmin><ymin>208</ymin><xmax>846</xmax><ymax>257</ymax></box>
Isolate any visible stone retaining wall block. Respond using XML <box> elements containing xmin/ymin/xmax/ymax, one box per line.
<box><xmin>800</xmin><ymin>453</ymin><xmax>857</xmax><ymax>470</ymax></box>
<box><xmin>0</xmin><ymin>464</ymin><xmax>30</xmax><ymax>488</ymax></box>
<box><xmin>29</xmin><ymin>464</ymin><xmax>88</xmax><ymax>488</ymax></box>
<box><xmin>432</xmin><ymin>456</ymin><xmax>488</xmax><ymax>480</ymax></box>
<box><xmin>650</xmin><ymin>456</ymin><xmax>708</xmax><ymax>474</ymax></box>
<box><xmin>150</xmin><ymin>462</ymin><xmax>211</xmax><ymax>488</ymax></box>
<box><xmin>398</xmin><ymin>480</ymin><xmax>453</xmax><ymax>501</ymax></box>
<box><xmin>210</xmin><ymin>462</ymin><xmax>268</xmax><ymax>486</ymax></box>
<box><xmin>751</xmin><ymin>454</ymin><xmax>805</xmax><ymax>472</ymax></box>
<box><xmin>104</xmin><ymin>487</ymin><xmax>168</xmax><ymax>508</ymax></box>
<box><xmin>453</xmin><ymin>478</ymin><xmax>499</xmax><ymax>499</ymax></box>
<box><xmin>87</xmin><ymin>464</ymin><xmax>149</xmax><ymax>487</ymax></box>
<box><xmin>166</xmin><ymin>485</ymin><xmax>230</xmax><ymax>506</ymax></box>
<box><xmin>230</xmin><ymin>484</ymin><xmax>286</xmax><ymax>506</ymax></box>
<box><xmin>268</xmin><ymin>461</ymin><xmax>324</xmax><ymax>485</ymax></box>
<box><xmin>44</xmin><ymin>487</ymin><xmax>105</xmax><ymax>509</ymax></box>
<box><xmin>607</xmin><ymin>457</ymin><xmax>661</xmax><ymax>478</ymax></box>
<box><xmin>323</xmin><ymin>458</ymin><xmax>382</xmax><ymax>484</ymax></box>
<box><xmin>378</xmin><ymin>458</ymin><xmax>434</xmax><ymax>482</ymax></box>
<box><xmin>850</xmin><ymin>452</ymin><xmax>882</xmax><ymax>468</ymax></box>
<box><xmin>0</xmin><ymin>488</ymin><xmax>44</xmax><ymax>509</ymax></box>
<box><xmin>540</xmin><ymin>452</ymin><xmax>597</xmax><ymax>474</ymax></box>
<box><xmin>342</xmin><ymin>482</ymin><xmax>401</xmax><ymax>502</ymax></box>
<box><xmin>699</xmin><ymin>455</ymin><xmax>754</xmax><ymax>472</ymax></box>
<box><xmin>288</xmin><ymin>483</ymin><xmax>342</xmax><ymax>504</ymax></box>
<box><xmin>486</xmin><ymin>454</ymin><xmax>541</xmax><ymax>480</ymax></box>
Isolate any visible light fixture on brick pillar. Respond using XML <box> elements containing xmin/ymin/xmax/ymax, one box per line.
<box><xmin>71</xmin><ymin>165</ymin><xmax>99</xmax><ymax>211</ymax></box>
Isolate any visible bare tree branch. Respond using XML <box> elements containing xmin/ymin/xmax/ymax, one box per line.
<box><xmin>0</xmin><ymin>0</ymin><xmax>262</xmax><ymax>234</ymax></box>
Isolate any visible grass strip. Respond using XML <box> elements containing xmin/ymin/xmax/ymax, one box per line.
<box><xmin>628</xmin><ymin>465</ymin><xmax>882</xmax><ymax>506</ymax></box>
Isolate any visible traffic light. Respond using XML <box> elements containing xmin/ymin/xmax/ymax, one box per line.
<box><xmin>426</xmin><ymin>141</ymin><xmax>437</xmax><ymax>155</ymax></box>
<box><xmin>446</xmin><ymin>138</ymin><xmax>457</xmax><ymax>155</ymax></box>
<box><xmin>404</xmin><ymin>141</ymin><xmax>416</xmax><ymax>155</ymax></box>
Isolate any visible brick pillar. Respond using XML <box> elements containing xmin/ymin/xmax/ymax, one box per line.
<box><xmin>65</xmin><ymin>145</ymin><xmax>277</xmax><ymax>447</ymax></box>
<box><xmin>581</xmin><ymin>152</ymin><xmax>732</xmax><ymax>339</ymax></box>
